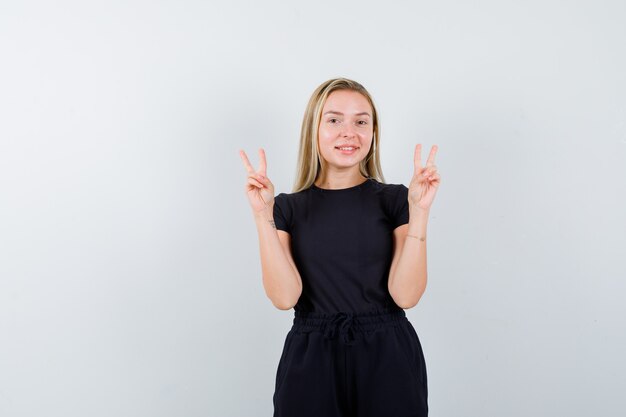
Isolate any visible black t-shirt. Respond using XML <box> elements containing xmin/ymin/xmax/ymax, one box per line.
<box><xmin>272</xmin><ymin>177</ymin><xmax>410</xmax><ymax>314</ymax></box>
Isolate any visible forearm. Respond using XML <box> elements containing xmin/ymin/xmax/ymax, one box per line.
<box><xmin>254</xmin><ymin>207</ymin><xmax>302</xmax><ymax>309</ymax></box>
<box><xmin>389</xmin><ymin>207</ymin><xmax>429</xmax><ymax>308</ymax></box>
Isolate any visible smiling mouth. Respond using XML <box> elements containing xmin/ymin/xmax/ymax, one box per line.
<box><xmin>335</xmin><ymin>146</ymin><xmax>359</xmax><ymax>151</ymax></box>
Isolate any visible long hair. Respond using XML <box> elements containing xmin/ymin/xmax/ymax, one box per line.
<box><xmin>291</xmin><ymin>78</ymin><xmax>386</xmax><ymax>193</ymax></box>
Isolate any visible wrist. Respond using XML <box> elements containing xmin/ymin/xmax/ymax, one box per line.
<box><xmin>406</xmin><ymin>234</ymin><xmax>426</xmax><ymax>241</ymax></box>
<box><xmin>407</xmin><ymin>206</ymin><xmax>428</xmax><ymax>237</ymax></box>
<box><xmin>253</xmin><ymin>206</ymin><xmax>273</xmax><ymax>221</ymax></box>
<box><xmin>409</xmin><ymin>206</ymin><xmax>430</xmax><ymax>222</ymax></box>
<box><xmin>254</xmin><ymin>208</ymin><xmax>278</xmax><ymax>232</ymax></box>
<box><xmin>409</xmin><ymin>203</ymin><xmax>429</xmax><ymax>214</ymax></box>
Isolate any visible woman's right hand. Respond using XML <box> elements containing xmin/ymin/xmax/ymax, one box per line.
<box><xmin>239</xmin><ymin>148</ymin><xmax>275</xmax><ymax>214</ymax></box>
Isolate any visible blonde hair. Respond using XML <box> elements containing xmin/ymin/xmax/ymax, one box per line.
<box><xmin>291</xmin><ymin>78</ymin><xmax>386</xmax><ymax>193</ymax></box>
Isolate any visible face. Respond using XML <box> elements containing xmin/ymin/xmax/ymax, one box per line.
<box><xmin>317</xmin><ymin>89</ymin><xmax>374</xmax><ymax>171</ymax></box>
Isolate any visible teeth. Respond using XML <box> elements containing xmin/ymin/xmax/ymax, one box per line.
<box><xmin>337</xmin><ymin>147</ymin><xmax>356</xmax><ymax>150</ymax></box>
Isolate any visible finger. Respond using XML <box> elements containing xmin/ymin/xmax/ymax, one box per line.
<box><xmin>426</xmin><ymin>145</ymin><xmax>438</xmax><ymax>166</ymax></box>
<box><xmin>247</xmin><ymin>177</ymin><xmax>264</xmax><ymax>188</ymax></box>
<box><xmin>258</xmin><ymin>148</ymin><xmax>267</xmax><ymax>177</ymax></box>
<box><xmin>259</xmin><ymin>176</ymin><xmax>272</xmax><ymax>186</ymax></box>
<box><xmin>423</xmin><ymin>166</ymin><xmax>437</xmax><ymax>176</ymax></box>
<box><xmin>414</xmin><ymin>144</ymin><xmax>422</xmax><ymax>173</ymax></box>
<box><xmin>254</xmin><ymin>173</ymin><xmax>270</xmax><ymax>184</ymax></box>
<box><xmin>239</xmin><ymin>149</ymin><xmax>256</xmax><ymax>174</ymax></box>
<box><xmin>249</xmin><ymin>172</ymin><xmax>266</xmax><ymax>182</ymax></box>
<box><xmin>428</xmin><ymin>173</ymin><xmax>441</xmax><ymax>182</ymax></box>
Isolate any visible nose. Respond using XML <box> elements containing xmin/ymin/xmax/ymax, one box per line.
<box><xmin>340</xmin><ymin>123</ymin><xmax>357</xmax><ymax>138</ymax></box>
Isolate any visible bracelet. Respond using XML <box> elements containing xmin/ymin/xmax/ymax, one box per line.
<box><xmin>407</xmin><ymin>234</ymin><xmax>426</xmax><ymax>241</ymax></box>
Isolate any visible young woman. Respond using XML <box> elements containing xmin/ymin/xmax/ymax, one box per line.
<box><xmin>239</xmin><ymin>78</ymin><xmax>440</xmax><ymax>417</ymax></box>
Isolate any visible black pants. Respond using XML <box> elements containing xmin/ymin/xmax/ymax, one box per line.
<box><xmin>273</xmin><ymin>308</ymin><xmax>428</xmax><ymax>417</ymax></box>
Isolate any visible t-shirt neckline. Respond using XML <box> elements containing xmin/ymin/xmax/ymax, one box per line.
<box><xmin>311</xmin><ymin>178</ymin><xmax>372</xmax><ymax>192</ymax></box>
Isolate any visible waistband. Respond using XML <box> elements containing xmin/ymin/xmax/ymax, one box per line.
<box><xmin>291</xmin><ymin>307</ymin><xmax>407</xmax><ymax>345</ymax></box>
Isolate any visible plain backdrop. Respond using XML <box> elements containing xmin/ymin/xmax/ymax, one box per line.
<box><xmin>1</xmin><ymin>1</ymin><xmax>625</xmax><ymax>416</ymax></box>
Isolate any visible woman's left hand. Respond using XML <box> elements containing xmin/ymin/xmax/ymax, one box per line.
<box><xmin>408</xmin><ymin>144</ymin><xmax>441</xmax><ymax>211</ymax></box>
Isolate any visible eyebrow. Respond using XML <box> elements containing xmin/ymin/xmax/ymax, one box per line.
<box><xmin>323</xmin><ymin>110</ymin><xmax>371</xmax><ymax>117</ymax></box>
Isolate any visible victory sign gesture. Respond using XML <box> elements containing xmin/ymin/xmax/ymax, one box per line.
<box><xmin>408</xmin><ymin>144</ymin><xmax>441</xmax><ymax>211</ymax></box>
<box><xmin>239</xmin><ymin>148</ymin><xmax>275</xmax><ymax>214</ymax></box>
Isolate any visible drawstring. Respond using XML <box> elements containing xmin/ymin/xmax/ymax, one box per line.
<box><xmin>323</xmin><ymin>312</ymin><xmax>356</xmax><ymax>345</ymax></box>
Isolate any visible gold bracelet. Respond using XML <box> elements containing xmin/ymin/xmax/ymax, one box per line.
<box><xmin>407</xmin><ymin>234</ymin><xmax>426</xmax><ymax>241</ymax></box>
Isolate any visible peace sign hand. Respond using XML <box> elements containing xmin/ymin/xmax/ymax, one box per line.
<box><xmin>408</xmin><ymin>144</ymin><xmax>441</xmax><ymax>211</ymax></box>
<box><xmin>239</xmin><ymin>148</ymin><xmax>275</xmax><ymax>214</ymax></box>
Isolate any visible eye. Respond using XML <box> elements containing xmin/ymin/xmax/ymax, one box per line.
<box><xmin>329</xmin><ymin>118</ymin><xmax>340</xmax><ymax>123</ymax></box>
<box><xmin>357</xmin><ymin>120</ymin><xmax>368</xmax><ymax>125</ymax></box>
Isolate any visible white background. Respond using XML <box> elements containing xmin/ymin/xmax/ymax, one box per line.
<box><xmin>1</xmin><ymin>1</ymin><xmax>625</xmax><ymax>416</ymax></box>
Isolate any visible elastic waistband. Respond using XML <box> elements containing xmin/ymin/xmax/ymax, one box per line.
<box><xmin>291</xmin><ymin>308</ymin><xmax>407</xmax><ymax>344</ymax></box>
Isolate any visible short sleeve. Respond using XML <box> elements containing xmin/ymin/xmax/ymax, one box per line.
<box><xmin>272</xmin><ymin>193</ymin><xmax>292</xmax><ymax>233</ymax></box>
<box><xmin>391</xmin><ymin>184</ymin><xmax>409</xmax><ymax>228</ymax></box>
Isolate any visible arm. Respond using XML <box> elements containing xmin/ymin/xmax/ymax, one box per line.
<box><xmin>389</xmin><ymin>143</ymin><xmax>440</xmax><ymax>309</ymax></box>
<box><xmin>388</xmin><ymin>207</ymin><xmax>429</xmax><ymax>309</ymax></box>
<box><xmin>254</xmin><ymin>205</ymin><xmax>303</xmax><ymax>310</ymax></box>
